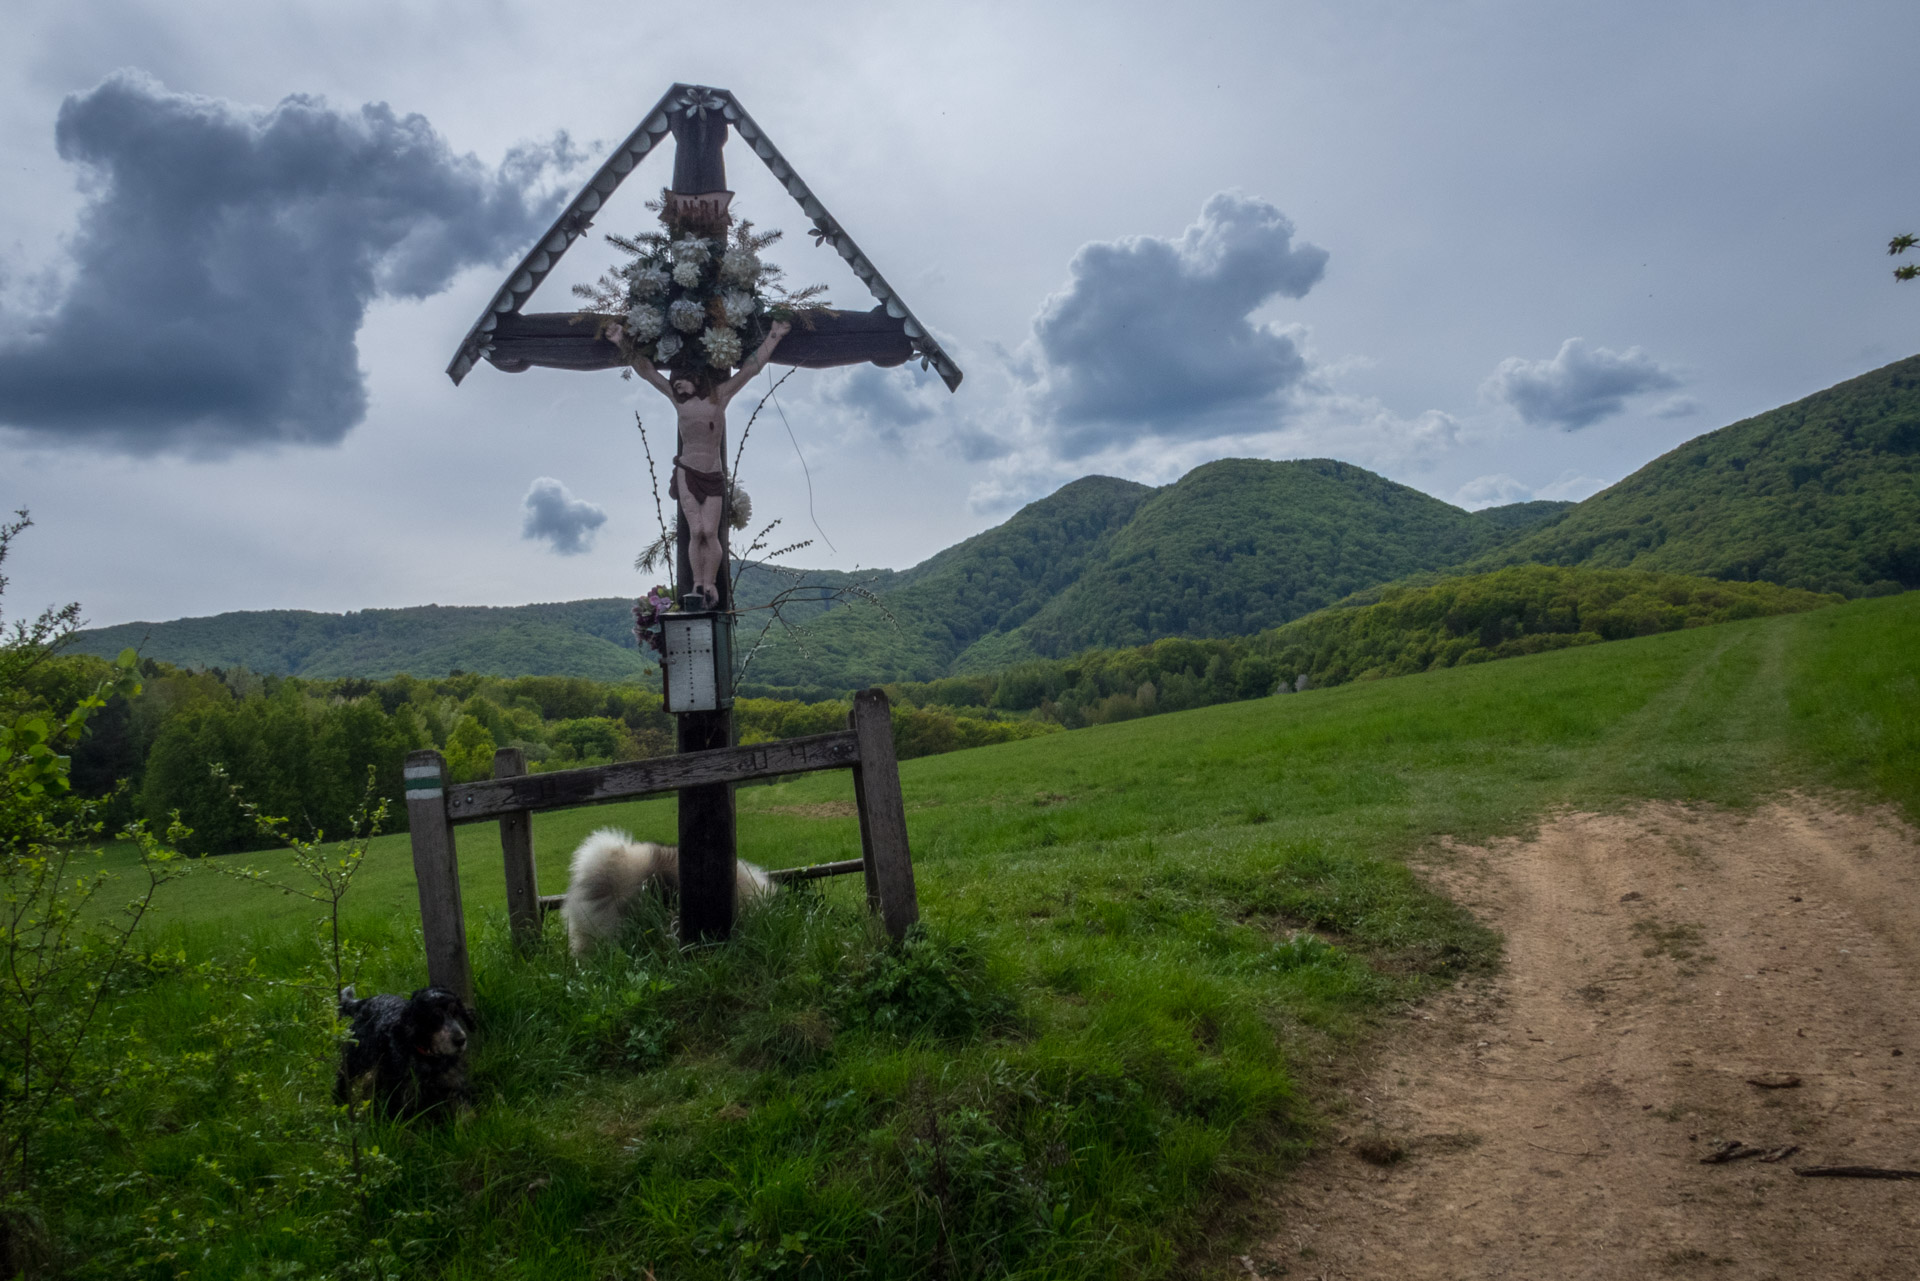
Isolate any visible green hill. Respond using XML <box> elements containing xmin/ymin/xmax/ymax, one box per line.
<box><xmin>737</xmin><ymin>474</ymin><xmax>1154</xmax><ymax>688</ymax></box>
<box><xmin>1476</xmin><ymin>354</ymin><xmax>1920</xmax><ymax>594</ymax></box>
<box><xmin>982</xmin><ymin>458</ymin><xmax>1520</xmax><ymax>663</ymax></box>
<box><xmin>68</xmin><ymin>355</ymin><xmax>1920</xmax><ymax>686</ymax></box>
<box><xmin>746</xmin><ymin>458</ymin><xmax>1540</xmax><ymax>686</ymax></box>
<box><xmin>67</xmin><ymin>565</ymin><xmax>879</xmax><ymax>681</ymax></box>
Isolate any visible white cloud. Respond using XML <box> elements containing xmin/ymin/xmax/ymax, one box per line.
<box><xmin>1454</xmin><ymin>473</ymin><xmax>1535</xmax><ymax>509</ymax></box>
<box><xmin>1482</xmin><ymin>338</ymin><xmax>1682</xmax><ymax>430</ymax></box>
<box><xmin>1534</xmin><ymin>473</ymin><xmax>1610</xmax><ymax>502</ymax></box>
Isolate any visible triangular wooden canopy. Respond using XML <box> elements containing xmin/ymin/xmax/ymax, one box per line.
<box><xmin>445</xmin><ymin>83</ymin><xmax>962</xmax><ymax>392</ymax></box>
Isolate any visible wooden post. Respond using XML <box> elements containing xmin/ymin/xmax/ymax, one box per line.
<box><xmin>403</xmin><ymin>750</ymin><xmax>473</xmax><ymax>1002</ymax></box>
<box><xmin>848</xmin><ymin>689</ymin><xmax>918</xmax><ymax>941</ymax></box>
<box><xmin>675</xmin><ymin>508</ymin><xmax>739</xmax><ymax>942</ymax></box>
<box><xmin>665</xmin><ymin>102</ymin><xmax>742</xmax><ymax>943</ymax></box>
<box><xmin>677</xmin><ymin>709</ymin><xmax>738</xmax><ymax>941</ymax></box>
<box><xmin>493</xmin><ymin>746</ymin><xmax>540</xmax><ymax>952</ymax></box>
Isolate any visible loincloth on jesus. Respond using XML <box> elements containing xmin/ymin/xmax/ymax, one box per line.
<box><xmin>669</xmin><ymin>457</ymin><xmax>728</xmax><ymax>505</ymax></box>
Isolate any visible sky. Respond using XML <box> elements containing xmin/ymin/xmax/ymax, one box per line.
<box><xmin>2</xmin><ymin>0</ymin><xmax>1916</xmax><ymax>628</ymax></box>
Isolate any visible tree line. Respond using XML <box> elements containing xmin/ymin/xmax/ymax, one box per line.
<box><xmin>877</xmin><ymin>566</ymin><xmax>1839</xmax><ymax>728</ymax></box>
<box><xmin>23</xmin><ymin>663</ymin><xmax>1054</xmax><ymax>856</ymax></box>
<box><xmin>23</xmin><ymin>565</ymin><xmax>1841</xmax><ymax>855</ymax></box>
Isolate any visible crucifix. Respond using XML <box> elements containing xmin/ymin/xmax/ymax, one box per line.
<box><xmin>445</xmin><ymin>84</ymin><xmax>961</xmax><ymax>941</ymax></box>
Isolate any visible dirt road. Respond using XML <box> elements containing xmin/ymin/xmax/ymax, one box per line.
<box><xmin>1257</xmin><ymin>799</ymin><xmax>1920</xmax><ymax>1280</ymax></box>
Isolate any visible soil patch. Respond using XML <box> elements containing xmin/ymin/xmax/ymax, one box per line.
<box><xmin>760</xmin><ymin>802</ymin><xmax>857</xmax><ymax>818</ymax></box>
<box><xmin>1257</xmin><ymin>798</ymin><xmax>1920</xmax><ymax>1279</ymax></box>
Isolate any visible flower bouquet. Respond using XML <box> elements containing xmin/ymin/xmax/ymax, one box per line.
<box><xmin>574</xmin><ymin>192</ymin><xmax>827</xmax><ymax>379</ymax></box>
<box><xmin>632</xmin><ymin>585</ymin><xmax>674</xmax><ymax>659</ymax></box>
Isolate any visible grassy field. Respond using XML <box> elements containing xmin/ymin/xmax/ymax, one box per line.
<box><xmin>51</xmin><ymin>591</ymin><xmax>1919</xmax><ymax>1278</ymax></box>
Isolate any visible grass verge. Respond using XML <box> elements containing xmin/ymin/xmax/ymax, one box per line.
<box><xmin>45</xmin><ymin>593</ymin><xmax>1920</xmax><ymax>1277</ymax></box>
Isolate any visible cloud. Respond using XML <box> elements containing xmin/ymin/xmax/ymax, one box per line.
<box><xmin>1533</xmin><ymin>473</ymin><xmax>1609</xmax><ymax>502</ymax></box>
<box><xmin>820</xmin><ymin>363</ymin><xmax>936</xmax><ymax>441</ymax></box>
<box><xmin>521</xmin><ymin>478</ymin><xmax>606</xmax><ymax>555</ymax></box>
<box><xmin>1481</xmin><ymin>337</ymin><xmax>1681</xmax><ymax>430</ymax></box>
<box><xmin>1652</xmin><ymin>395</ymin><xmax>1700</xmax><ymax>419</ymax></box>
<box><xmin>1454</xmin><ymin>473</ymin><xmax>1535</xmax><ymax>509</ymax></box>
<box><xmin>1022</xmin><ymin>191</ymin><xmax>1329</xmax><ymax>458</ymax></box>
<box><xmin>0</xmin><ymin>70</ymin><xmax>574</xmax><ymax>455</ymax></box>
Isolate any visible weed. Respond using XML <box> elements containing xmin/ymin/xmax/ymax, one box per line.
<box><xmin>1633</xmin><ymin>918</ymin><xmax>1709</xmax><ymax>964</ymax></box>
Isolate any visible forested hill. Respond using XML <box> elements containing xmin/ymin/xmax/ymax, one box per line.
<box><xmin>736</xmin><ymin>474</ymin><xmax>1157</xmax><ymax>688</ymax></box>
<box><xmin>977</xmin><ymin>458</ymin><xmax>1537</xmax><ymax>666</ymax></box>
<box><xmin>68</xmin><ymin>467</ymin><xmax>1568</xmax><ymax>685</ymax></box>
<box><xmin>71</xmin><ymin>351</ymin><xmax>1920</xmax><ymax>685</ymax></box>
<box><xmin>67</xmin><ymin>564</ymin><xmax>887</xmax><ymax>682</ymax></box>
<box><xmin>1473</xmin><ymin>354</ymin><xmax>1920</xmax><ymax>594</ymax></box>
<box><xmin>739</xmin><ymin>459</ymin><xmax>1559</xmax><ymax>686</ymax></box>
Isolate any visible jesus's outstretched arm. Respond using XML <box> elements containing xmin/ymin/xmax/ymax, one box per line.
<box><xmin>715</xmin><ymin>320</ymin><xmax>791</xmax><ymax>406</ymax></box>
<box><xmin>628</xmin><ymin>352</ymin><xmax>676</xmax><ymax>398</ymax></box>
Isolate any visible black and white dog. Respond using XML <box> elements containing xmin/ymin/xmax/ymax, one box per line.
<box><xmin>561</xmin><ymin>827</ymin><xmax>775</xmax><ymax>955</ymax></box>
<box><xmin>335</xmin><ymin>985</ymin><xmax>473</xmax><ymax>1120</ymax></box>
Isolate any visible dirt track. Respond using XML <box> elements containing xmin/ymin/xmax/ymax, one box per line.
<box><xmin>1257</xmin><ymin>799</ymin><xmax>1920</xmax><ymax>1280</ymax></box>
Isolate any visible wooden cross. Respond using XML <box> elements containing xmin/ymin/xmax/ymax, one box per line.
<box><xmin>445</xmin><ymin>84</ymin><xmax>960</xmax><ymax>941</ymax></box>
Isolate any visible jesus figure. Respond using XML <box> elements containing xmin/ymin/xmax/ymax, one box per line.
<box><xmin>627</xmin><ymin>319</ymin><xmax>790</xmax><ymax>608</ymax></box>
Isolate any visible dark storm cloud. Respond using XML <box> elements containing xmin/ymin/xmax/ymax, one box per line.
<box><xmin>1482</xmin><ymin>337</ymin><xmax>1682</xmax><ymax>430</ymax></box>
<box><xmin>520</xmin><ymin>478</ymin><xmax>606</xmax><ymax>555</ymax></box>
<box><xmin>1025</xmin><ymin>192</ymin><xmax>1328</xmax><ymax>458</ymax></box>
<box><xmin>0</xmin><ymin>71</ymin><xmax>574</xmax><ymax>454</ymax></box>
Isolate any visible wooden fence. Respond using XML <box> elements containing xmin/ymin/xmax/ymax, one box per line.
<box><xmin>403</xmin><ymin>688</ymin><xmax>918</xmax><ymax>1001</ymax></box>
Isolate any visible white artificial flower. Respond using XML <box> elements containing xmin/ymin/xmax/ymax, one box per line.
<box><xmin>719</xmin><ymin>290</ymin><xmax>756</xmax><ymax>327</ymax></box>
<box><xmin>700</xmin><ymin>325</ymin><xmax>742</xmax><ymax>369</ymax></box>
<box><xmin>654</xmin><ymin>331</ymin><xmax>682</xmax><ymax>361</ymax></box>
<box><xmin>717</xmin><ymin>251</ymin><xmax>760</xmax><ymax>287</ymax></box>
<box><xmin>672</xmin><ymin>236</ymin><xmax>711</xmax><ymax>265</ymax></box>
<box><xmin>624</xmin><ymin>305</ymin><xmax>665</xmax><ymax>341</ymax></box>
<box><xmin>627</xmin><ymin>265</ymin><xmax>669</xmax><ymax>299</ymax></box>
<box><xmin>672</xmin><ymin>260</ymin><xmax>702</xmax><ymax>289</ymax></box>
<box><xmin>668</xmin><ymin>299</ymin><xmax>707</xmax><ymax>333</ymax></box>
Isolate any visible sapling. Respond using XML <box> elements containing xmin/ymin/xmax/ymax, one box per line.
<box><xmin>206</xmin><ymin>764</ymin><xmax>393</xmax><ymax>1240</ymax></box>
<box><xmin>0</xmin><ymin>511</ymin><xmax>188</xmax><ymax>1274</ymax></box>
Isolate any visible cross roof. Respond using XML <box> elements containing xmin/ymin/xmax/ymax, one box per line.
<box><xmin>445</xmin><ymin>84</ymin><xmax>962</xmax><ymax>392</ymax></box>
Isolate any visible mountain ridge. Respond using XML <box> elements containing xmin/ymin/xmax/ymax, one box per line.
<box><xmin>68</xmin><ymin>353</ymin><xmax>1919</xmax><ymax>684</ymax></box>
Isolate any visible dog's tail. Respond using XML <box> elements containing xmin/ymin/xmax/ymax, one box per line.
<box><xmin>563</xmin><ymin>829</ymin><xmax>675</xmax><ymax>955</ymax></box>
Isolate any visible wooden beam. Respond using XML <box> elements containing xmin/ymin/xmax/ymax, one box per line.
<box><xmin>848</xmin><ymin>690</ymin><xmax>919</xmax><ymax>941</ymax></box>
<box><xmin>538</xmin><ymin>857</ymin><xmax>869</xmax><ymax>912</ymax></box>
<box><xmin>493</xmin><ymin>747</ymin><xmax>542</xmax><ymax>953</ymax></box>
<box><xmin>765</xmin><ymin>857</ymin><xmax>867</xmax><ymax>884</ymax></box>
<box><xmin>482</xmin><ymin>308</ymin><xmax>914</xmax><ymax>375</ymax></box>
<box><xmin>403</xmin><ymin>751</ymin><xmax>474</xmax><ymax>1003</ymax></box>
<box><xmin>443</xmin><ymin>730</ymin><xmax>860</xmax><ymax>823</ymax></box>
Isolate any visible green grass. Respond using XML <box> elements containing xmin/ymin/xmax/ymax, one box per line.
<box><xmin>51</xmin><ymin>593</ymin><xmax>1920</xmax><ymax>1278</ymax></box>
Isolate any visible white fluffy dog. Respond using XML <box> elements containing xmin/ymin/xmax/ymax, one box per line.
<box><xmin>561</xmin><ymin>827</ymin><xmax>776</xmax><ymax>955</ymax></box>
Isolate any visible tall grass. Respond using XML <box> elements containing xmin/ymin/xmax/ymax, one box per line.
<box><xmin>50</xmin><ymin>593</ymin><xmax>1920</xmax><ymax>1277</ymax></box>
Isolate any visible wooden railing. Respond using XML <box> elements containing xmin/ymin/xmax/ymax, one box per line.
<box><xmin>403</xmin><ymin>689</ymin><xmax>918</xmax><ymax>1001</ymax></box>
